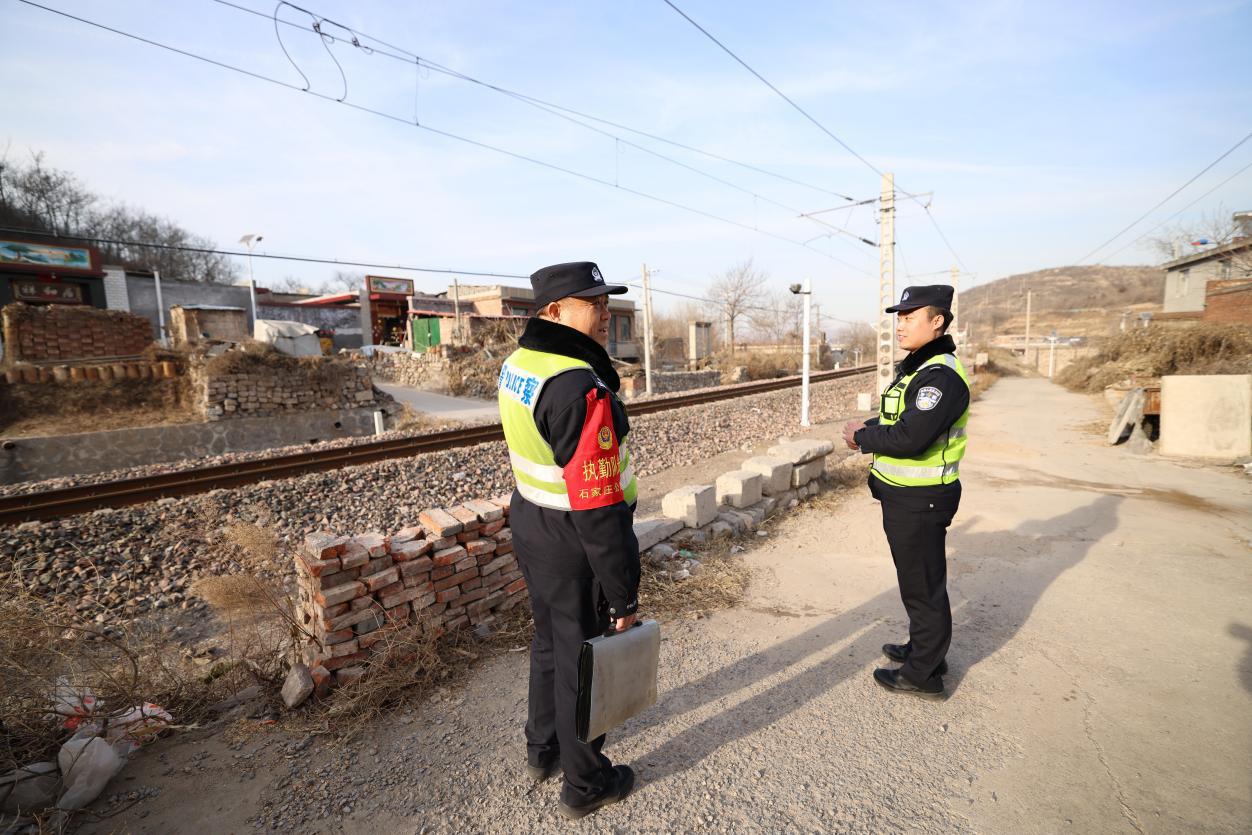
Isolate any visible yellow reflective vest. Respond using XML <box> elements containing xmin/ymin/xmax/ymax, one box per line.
<box><xmin>498</xmin><ymin>347</ymin><xmax>637</xmax><ymax>511</ymax></box>
<box><xmin>871</xmin><ymin>353</ymin><xmax>970</xmax><ymax>487</ymax></box>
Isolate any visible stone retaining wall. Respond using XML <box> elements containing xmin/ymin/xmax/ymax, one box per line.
<box><xmin>0</xmin><ymin>407</ymin><xmax>387</xmax><ymax>485</ymax></box>
<box><xmin>198</xmin><ymin>364</ymin><xmax>381</xmax><ymax>420</ymax></box>
<box><xmin>620</xmin><ymin>370</ymin><xmax>722</xmax><ymax>398</ymax></box>
<box><xmin>366</xmin><ymin>351</ymin><xmax>451</xmax><ymax>392</ymax></box>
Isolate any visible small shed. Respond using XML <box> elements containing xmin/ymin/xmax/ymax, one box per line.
<box><xmin>169</xmin><ymin>304</ymin><xmax>248</xmax><ymax>346</ymax></box>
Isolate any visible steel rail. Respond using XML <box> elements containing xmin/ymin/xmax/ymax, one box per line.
<box><xmin>1</xmin><ymin>366</ymin><xmax>872</xmax><ymax>524</ymax></box>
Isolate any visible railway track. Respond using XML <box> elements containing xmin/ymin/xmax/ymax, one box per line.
<box><xmin>1</xmin><ymin>366</ymin><xmax>872</xmax><ymax>525</ymax></box>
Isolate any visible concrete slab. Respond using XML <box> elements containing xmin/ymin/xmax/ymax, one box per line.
<box><xmin>715</xmin><ymin>469</ymin><xmax>763</xmax><ymax>508</ymax></box>
<box><xmin>1159</xmin><ymin>374</ymin><xmax>1252</xmax><ymax>459</ymax></box>
<box><xmin>661</xmin><ymin>485</ymin><xmax>717</xmax><ymax>527</ymax></box>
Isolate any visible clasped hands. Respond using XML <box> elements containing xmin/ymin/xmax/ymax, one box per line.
<box><xmin>842</xmin><ymin>420</ymin><xmax>866</xmax><ymax>451</ymax></box>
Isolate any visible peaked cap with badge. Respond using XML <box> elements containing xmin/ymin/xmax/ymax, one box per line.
<box><xmin>885</xmin><ymin>284</ymin><xmax>954</xmax><ymax>313</ymax></box>
<box><xmin>531</xmin><ymin>262</ymin><xmax>628</xmax><ymax>309</ymax></box>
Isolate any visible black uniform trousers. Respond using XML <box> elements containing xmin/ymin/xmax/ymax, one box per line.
<box><xmin>878</xmin><ymin>486</ymin><xmax>959</xmax><ymax>684</ymax></box>
<box><xmin>518</xmin><ymin>559</ymin><xmax>613</xmax><ymax>806</ymax></box>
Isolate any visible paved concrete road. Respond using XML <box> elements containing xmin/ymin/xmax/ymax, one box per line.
<box><xmin>86</xmin><ymin>378</ymin><xmax>1252</xmax><ymax>833</ymax></box>
<box><xmin>375</xmin><ymin>382</ymin><xmax>500</xmax><ymax>422</ymax></box>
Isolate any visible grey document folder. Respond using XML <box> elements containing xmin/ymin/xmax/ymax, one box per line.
<box><xmin>575</xmin><ymin>619</ymin><xmax>661</xmax><ymax>743</ymax></box>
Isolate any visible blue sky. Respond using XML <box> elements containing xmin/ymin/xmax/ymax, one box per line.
<box><xmin>4</xmin><ymin>0</ymin><xmax>1251</xmax><ymax>326</ymax></box>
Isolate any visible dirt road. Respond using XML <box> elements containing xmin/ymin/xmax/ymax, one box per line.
<box><xmin>85</xmin><ymin>378</ymin><xmax>1252</xmax><ymax>833</ymax></box>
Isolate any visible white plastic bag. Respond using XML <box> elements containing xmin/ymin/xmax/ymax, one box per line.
<box><xmin>57</xmin><ymin>736</ymin><xmax>125</xmax><ymax>811</ymax></box>
<box><xmin>44</xmin><ymin>677</ymin><xmax>100</xmax><ymax>731</ymax></box>
<box><xmin>104</xmin><ymin>704</ymin><xmax>173</xmax><ymax>756</ymax></box>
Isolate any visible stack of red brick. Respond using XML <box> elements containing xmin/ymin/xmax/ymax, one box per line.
<box><xmin>294</xmin><ymin>496</ymin><xmax>524</xmax><ymax>693</ymax></box>
<box><xmin>1</xmin><ymin>303</ymin><xmax>153</xmax><ymax>363</ymax></box>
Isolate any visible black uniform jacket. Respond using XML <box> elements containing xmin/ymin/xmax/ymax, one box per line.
<box><xmin>853</xmin><ymin>334</ymin><xmax>969</xmax><ymax>512</ymax></box>
<box><xmin>508</xmin><ymin>317</ymin><xmax>640</xmax><ymax>617</ymax></box>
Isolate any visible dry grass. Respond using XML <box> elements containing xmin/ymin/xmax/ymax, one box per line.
<box><xmin>202</xmin><ymin>341</ymin><xmax>360</xmax><ymax>390</ymax></box>
<box><xmin>1056</xmin><ymin>322</ymin><xmax>1252</xmax><ymax>392</ymax></box>
<box><xmin>0</xmin><ymin>376</ymin><xmax>198</xmax><ymax>437</ymax></box>
<box><xmin>391</xmin><ymin>404</ymin><xmax>464</xmax><ymax>435</ymax></box>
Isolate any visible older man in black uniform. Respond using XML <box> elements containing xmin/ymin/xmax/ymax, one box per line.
<box><xmin>842</xmin><ymin>285</ymin><xmax>970</xmax><ymax>699</ymax></box>
<box><xmin>498</xmin><ymin>262</ymin><xmax>640</xmax><ymax>819</ymax></box>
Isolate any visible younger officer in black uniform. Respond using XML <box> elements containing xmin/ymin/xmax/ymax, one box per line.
<box><xmin>842</xmin><ymin>285</ymin><xmax>970</xmax><ymax>699</ymax></box>
<box><xmin>499</xmin><ymin>262</ymin><xmax>640</xmax><ymax>819</ymax></box>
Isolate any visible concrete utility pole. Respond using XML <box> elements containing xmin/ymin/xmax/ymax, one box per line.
<box><xmin>152</xmin><ymin>269</ymin><xmax>167</xmax><ymax>347</ymax></box>
<box><xmin>950</xmin><ymin>265</ymin><xmax>960</xmax><ymax>347</ymax></box>
<box><xmin>1024</xmin><ymin>289</ymin><xmax>1033</xmax><ymax>364</ymax></box>
<box><xmin>876</xmin><ymin>173</ymin><xmax>896</xmax><ymax>400</ymax></box>
<box><xmin>641</xmin><ymin>263</ymin><xmax>655</xmax><ymax>396</ymax></box>
<box><xmin>801</xmin><ymin>277</ymin><xmax>812</xmax><ymax>426</ymax></box>
<box><xmin>452</xmin><ymin>278</ymin><xmax>462</xmax><ymax>346</ymax></box>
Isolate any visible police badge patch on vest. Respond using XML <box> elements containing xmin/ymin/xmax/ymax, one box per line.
<box><xmin>916</xmin><ymin>386</ymin><xmax>943</xmax><ymax>410</ymax></box>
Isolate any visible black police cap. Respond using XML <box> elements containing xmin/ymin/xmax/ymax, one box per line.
<box><xmin>530</xmin><ymin>262</ymin><xmax>628</xmax><ymax>310</ymax></box>
<box><xmin>885</xmin><ymin>284</ymin><xmax>954</xmax><ymax>313</ymax></box>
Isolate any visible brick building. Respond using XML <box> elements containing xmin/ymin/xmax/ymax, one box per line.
<box><xmin>1161</xmin><ymin>235</ymin><xmax>1252</xmax><ymax>313</ymax></box>
<box><xmin>453</xmin><ymin>284</ymin><xmax>638</xmax><ymax>360</ymax></box>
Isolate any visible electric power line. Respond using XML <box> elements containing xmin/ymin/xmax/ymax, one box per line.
<box><xmin>17</xmin><ymin>0</ymin><xmax>863</xmax><ymax>270</ymax></box>
<box><xmin>1099</xmin><ymin>155</ymin><xmax>1252</xmax><ymax>263</ymax></box>
<box><xmin>209</xmin><ymin>0</ymin><xmax>862</xmax><ymax>204</ymax></box>
<box><xmin>661</xmin><ymin>0</ymin><xmax>883</xmax><ymax>180</ymax></box>
<box><xmin>0</xmin><ymin>226</ymin><xmax>529</xmax><ymax>279</ymax></box>
<box><xmin>1074</xmin><ymin>129</ymin><xmax>1252</xmax><ymax>265</ymax></box>
<box><xmin>660</xmin><ymin>0</ymin><xmax>976</xmax><ymax>283</ymax></box>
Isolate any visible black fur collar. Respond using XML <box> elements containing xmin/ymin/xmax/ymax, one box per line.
<box><xmin>899</xmin><ymin>334</ymin><xmax>957</xmax><ymax>375</ymax></box>
<box><xmin>518</xmin><ymin>317</ymin><xmax>621</xmax><ymax>392</ymax></box>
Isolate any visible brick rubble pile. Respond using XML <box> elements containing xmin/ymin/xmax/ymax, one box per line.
<box><xmin>294</xmin><ymin>497</ymin><xmax>523</xmax><ymax>693</ymax></box>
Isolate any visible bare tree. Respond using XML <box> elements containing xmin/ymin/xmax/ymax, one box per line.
<box><xmin>321</xmin><ymin>270</ymin><xmax>365</xmax><ymax>294</ymax></box>
<box><xmin>0</xmin><ymin>149</ymin><xmax>239</xmax><ymax>283</ymax></box>
<box><xmin>834</xmin><ymin>322</ymin><xmax>876</xmax><ymax>364</ymax></box>
<box><xmin>747</xmin><ymin>290</ymin><xmax>803</xmax><ymax>344</ymax></box>
<box><xmin>1151</xmin><ymin>204</ymin><xmax>1252</xmax><ymax>276</ymax></box>
<box><xmin>708</xmin><ymin>259</ymin><xmax>768</xmax><ymax>354</ymax></box>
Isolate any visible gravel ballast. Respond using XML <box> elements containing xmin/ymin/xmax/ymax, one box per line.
<box><xmin>2</xmin><ymin>375</ymin><xmax>870</xmax><ymax>624</ymax></box>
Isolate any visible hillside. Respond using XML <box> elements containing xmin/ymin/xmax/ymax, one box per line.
<box><xmin>959</xmin><ymin>265</ymin><xmax>1164</xmax><ymax>342</ymax></box>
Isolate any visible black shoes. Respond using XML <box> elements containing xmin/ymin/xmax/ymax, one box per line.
<box><xmin>873</xmin><ymin>667</ymin><xmax>945</xmax><ymax>699</ymax></box>
<box><xmin>558</xmin><ymin>765</ymin><xmax>636</xmax><ymax>820</ymax></box>
<box><xmin>881</xmin><ymin>643</ymin><xmax>948</xmax><ymax>675</ymax></box>
<box><xmin>525</xmin><ymin>756</ymin><xmax>560</xmax><ymax>782</ymax></box>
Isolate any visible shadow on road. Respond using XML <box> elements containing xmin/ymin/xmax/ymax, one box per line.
<box><xmin>625</xmin><ymin>495</ymin><xmax>1122</xmax><ymax>781</ymax></box>
<box><xmin>1230</xmin><ymin>623</ymin><xmax>1252</xmax><ymax>696</ymax></box>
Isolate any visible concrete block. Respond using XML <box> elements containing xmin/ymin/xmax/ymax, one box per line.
<box><xmin>767</xmin><ymin>439</ymin><xmax>835</xmax><ymax>466</ymax></box>
<box><xmin>709</xmin><ymin>520</ymin><xmax>735</xmax><ymax>539</ymax></box>
<box><xmin>791</xmin><ymin>458</ymin><xmax>826</xmax><ymax>487</ymax></box>
<box><xmin>634</xmin><ymin>517</ymin><xmax>684</xmax><ymax>552</ymax></box>
<box><xmin>661</xmin><ymin>485</ymin><xmax>718</xmax><ymax>528</ymax></box>
<box><xmin>715</xmin><ymin>512</ymin><xmax>743</xmax><ymax>535</ymax></box>
<box><xmin>1160</xmin><ymin>374</ymin><xmax>1252</xmax><ymax>459</ymax></box>
<box><xmin>715</xmin><ymin>469</ymin><xmax>763</xmax><ymax>508</ymax></box>
<box><xmin>741</xmin><ymin>456</ymin><xmax>793</xmax><ymax>496</ymax></box>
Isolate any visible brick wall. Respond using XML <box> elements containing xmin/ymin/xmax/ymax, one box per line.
<box><xmin>2</xmin><ymin>303</ymin><xmax>153</xmax><ymax>363</ymax></box>
<box><xmin>294</xmin><ymin>497</ymin><xmax>522</xmax><ymax>692</ymax></box>
<box><xmin>1203</xmin><ymin>282</ymin><xmax>1252</xmax><ymax>325</ymax></box>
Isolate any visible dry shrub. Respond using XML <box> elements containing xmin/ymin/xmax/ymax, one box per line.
<box><xmin>1057</xmin><ymin>322</ymin><xmax>1252</xmax><ymax>392</ymax></box>
<box><xmin>202</xmin><ymin>341</ymin><xmax>359</xmax><ymax>390</ymax></box>
<box><xmin>391</xmin><ymin>403</ymin><xmax>463</xmax><ymax>435</ymax></box>
<box><xmin>0</xmin><ymin>570</ymin><xmax>238</xmax><ymax>779</ymax></box>
<box><xmin>641</xmin><ymin>539</ymin><xmax>751</xmax><ymax>621</ymax></box>
<box><xmin>0</xmin><ymin>376</ymin><xmax>196</xmax><ymax>436</ymax></box>
<box><xmin>189</xmin><ymin>575</ymin><xmax>280</xmax><ymax>617</ymax></box>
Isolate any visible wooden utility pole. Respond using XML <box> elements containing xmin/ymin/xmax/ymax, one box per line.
<box><xmin>641</xmin><ymin>263</ymin><xmax>655</xmax><ymax>396</ymax></box>
<box><xmin>876</xmin><ymin>173</ymin><xmax>896</xmax><ymax>399</ymax></box>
